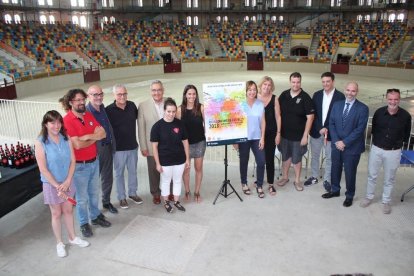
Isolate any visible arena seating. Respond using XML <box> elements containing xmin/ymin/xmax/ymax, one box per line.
<box><xmin>0</xmin><ymin>20</ymin><xmax>411</xmax><ymax>80</ymax></box>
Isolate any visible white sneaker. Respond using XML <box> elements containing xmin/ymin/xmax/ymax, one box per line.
<box><xmin>69</xmin><ymin>236</ymin><xmax>90</xmax><ymax>248</ymax></box>
<box><xmin>56</xmin><ymin>242</ymin><xmax>67</xmax><ymax>258</ymax></box>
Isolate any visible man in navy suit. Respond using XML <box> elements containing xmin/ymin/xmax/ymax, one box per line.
<box><xmin>322</xmin><ymin>81</ymin><xmax>369</xmax><ymax>207</ymax></box>
<box><xmin>305</xmin><ymin>72</ymin><xmax>345</xmax><ymax>191</ymax></box>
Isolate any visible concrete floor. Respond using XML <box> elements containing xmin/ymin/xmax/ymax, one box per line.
<box><xmin>1</xmin><ymin>70</ymin><xmax>414</xmax><ymax>275</ymax></box>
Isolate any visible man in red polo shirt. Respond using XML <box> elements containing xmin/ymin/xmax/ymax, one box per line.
<box><xmin>62</xmin><ymin>88</ymin><xmax>111</xmax><ymax>238</ymax></box>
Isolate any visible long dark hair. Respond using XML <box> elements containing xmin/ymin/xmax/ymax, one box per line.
<box><xmin>181</xmin><ymin>84</ymin><xmax>202</xmax><ymax>116</ymax></box>
<box><xmin>40</xmin><ymin>110</ymin><xmax>68</xmax><ymax>143</ymax></box>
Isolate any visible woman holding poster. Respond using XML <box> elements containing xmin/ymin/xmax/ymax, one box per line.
<box><xmin>234</xmin><ymin>81</ymin><xmax>266</xmax><ymax>198</ymax></box>
<box><xmin>151</xmin><ymin>98</ymin><xmax>190</xmax><ymax>213</ymax></box>
<box><xmin>177</xmin><ymin>84</ymin><xmax>206</xmax><ymax>203</ymax></box>
<box><xmin>258</xmin><ymin>76</ymin><xmax>281</xmax><ymax>196</ymax></box>
<box><xmin>35</xmin><ymin>110</ymin><xmax>89</xmax><ymax>258</ymax></box>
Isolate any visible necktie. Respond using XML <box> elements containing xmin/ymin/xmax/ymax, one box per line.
<box><xmin>342</xmin><ymin>103</ymin><xmax>350</xmax><ymax>127</ymax></box>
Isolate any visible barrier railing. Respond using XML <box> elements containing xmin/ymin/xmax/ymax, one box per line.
<box><xmin>1</xmin><ymin>99</ymin><xmax>413</xmax><ymax>164</ymax></box>
<box><xmin>0</xmin><ymin>99</ymin><xmax>62</xmax><ymax>143</ymax></box>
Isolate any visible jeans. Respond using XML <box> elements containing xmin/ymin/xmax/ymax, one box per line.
<box><xmin>113</xmin><ymin>148</ymin><xmax>138</xmax><ymax>200</ymax></box>
<box><xmin>366</xmin><ymin>145</ymin><xmax>401</xmax><ymax>203</ymax></box>
<box><xmin>73</xmin><ymin>160</ymin><xmax>101</xmax><ymax>226</ymax></box>
<box><xmin>239</xmin><ymin>139</ymin><xmax>265</xmax><ymax>187</ymax></box>
<box><xmin>310</xmin><ymin>136</ymin><xmax>332</xmax><ymax>182</ymax></box>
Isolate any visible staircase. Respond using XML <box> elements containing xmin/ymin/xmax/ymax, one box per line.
<box><xmin>191</xmin><ymin>36</ymin><xmax>206</xmax><ymax>58</ymax></box>
<box><xmin>208</xmin><ymin>38</ymin><xmax>223</xmax><ymax>57</ymax></box>
<box><xmin>308</xmin><ymin>35</ymin><xmax>319</xmax><ymax>58</ymax></box>
<box><xmin>56</xmin><ymin>51</ymin><xmax>90</xmax><ymax>68</ymax></box>
<box><xmin>382</xmin><ymin>38</ymin><xmax>404</xmax><ymax>63</ymax></box>
<box><xmin>400</xmin><ymin>39</ymin><xmax>414</xmax><ymax>63</ymax></box>
<box><xmin>281</xmin><ymin>35</ymin><xmax>291</xmax><ymax>58</ymax></box>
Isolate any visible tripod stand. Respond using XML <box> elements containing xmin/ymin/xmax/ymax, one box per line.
<box><xmin>213</xmin><ymin>144</ymin><xmax>243</xmax><ymax>204</ymax></box>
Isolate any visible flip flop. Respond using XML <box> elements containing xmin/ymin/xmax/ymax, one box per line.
<box><xmin>276</xmin><ymin>178</ymin><xmax>289</xmax><ymax>187</ymax></box>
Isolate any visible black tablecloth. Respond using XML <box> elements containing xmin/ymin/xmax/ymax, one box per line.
<box><xmin>0</xmin><ymin>164</ymin><xmax>42</xmax><ymax>218</ymax></box>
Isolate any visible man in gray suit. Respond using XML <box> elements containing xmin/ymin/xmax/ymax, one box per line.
<box><xmin>138</xmin><ymin>80</ymin><xmax>166</xmax><ymax>205</ymax></box>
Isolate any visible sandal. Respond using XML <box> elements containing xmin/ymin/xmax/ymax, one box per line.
<box><xmin>268</xmin><ymin>184</ymin><xmax>276</xmax><ymax>196</ymax></box>
<box><xmin>184</xmin><ymin>191</ymin><xmax>191</xmax><ymax>201</ymax></box>
<box><xmin>276</xmin><ymin>178</ymin><xmax>289</xmax><ymax>187</ymax></box>
<box><xmin>164</xmin><ymin>201</ymin><xmax>173</xmax><ymax>213</ymax></box>
<box><xmin>293</xmin><ymin>181</ymin><xmax>304</xmax><ymax>192</ymax></box>
<box><xmin>174</xmin><ymin>201</ymin><xmax>186</xmax><ymax>212</ymax></box>
<box><xmin>194</xmin><ymin>192</ymin><xmax>202</xmax><ymax>203</ymax></box>
<box><xmin>256</xmin><ymin>187</ymin><xmax>265</xmax><ymax>198</ymax></box>
<box><xmin>242</xmin><ymin>184</ymin><xmax>251</xmax><ymax>195</ymax></box>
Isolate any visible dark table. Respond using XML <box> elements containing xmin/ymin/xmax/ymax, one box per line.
<box><xmin>0</xmin><ymin>164</ymin><xmax>42</xmax><ymax>218</ymax></box>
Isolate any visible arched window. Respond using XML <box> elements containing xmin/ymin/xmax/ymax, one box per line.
<box><xmin>102</xmin><ymin>0</ymin><xmax>107</xmax><ymax>7</ymax></box>
<box><xmin>397</xmin><ymin>13</ymin><xmax>405</xmax><ymax>21</ymax></box>
<box><xmin>244</xmin><ymin>16</ymin><xmax>249</xmax><ymax>22</ymax></box>
<box><xmin>307</xmin><ymin>0</ymin><xmax>312</xmax><ymax>7</ymax></box>
<box><xmin>137</xmin><ymin>0</ymin><xmax>142</xmax><ymax>7</ymax></box>
<box><xmin>217</xmin><ymin>0</ymin><xmax>221</xmax><ymax>8</ymax></box>
<box><xmin>79</xmin><ymin>15</ymin><xmax>87</xmax><ymax>27</ymax></box>
<box><xmin>251</xmin><ymin>16</ymin><xmax>256</xmax><ymax>22</ymax></box>
<box><xmin>364</xmin><ymin>14</ymin><xmax>370</xmax><ymax>21</ymax></box>
<box><xmin>110</xmin><ymin>16</ymin><xmax>115</xmax><ymax>23</ymax></box>
<box><xmin>4</xmin><ymin>14</ymin><xmax>12</xmax><ymax>24</ymax></box>
<box><xmin>71</xmin><ymin>0</ymin><xmax>76</xmax><ymax>6</ymax></box>
<box><xmin>47</xmin><ymin>0</ymin><xmax>52</xmax><ymax>5</ymax></box>
<box><xmin>102</xmin><ymin>16</ymin><xmax>108</xmax><ymax>24</ymax></box>
<box><xmin>279</xmin><ymin>15</ymin><xmax>283</xmax><ymax>21</ymax></box>
<box><xmin>223</xmin><ymin>0</ymin><xmax>228</xmax><ymax>8</ymax></box>
<box><xmin>38</xmin><ymin>0</ymin><xmax>45</xmax><ymax>5</ymax></box>
<box><xmin>388</xmin><ymin>13</ymin><xmax>396</xmax><ymax>22</ymax></box>
<box><xmin>216</xmin><ymin>16</ymin><xmax>221</xmax><ymax>23</ymax></box>
<box><xmin>39</xmin><ymin>14</ymin><xmax>47</xmax><ymax>24</ymax></box>
<box><xmin>49</xmin><ymin>15</ymin><xmax>55</xmax><ymax>24</ymax></box>
<box><xmin>244</xmin><ymin>0</ymin><xmax>249</xmax><ymax>6</ymax></box>
<box><xmin>109</xmin><ymin>0</ymin><xmax>114</xmax><ymax>7</ymax></box>
<box><xmin>357</xmin><ymin>14</ymin><xmax>363</xmax><ymax>22</ymax></box>
<box><xmin>193</xmin><ymin>16</ymin><xmax>199</xmax><ymax>25</ymax></box>
<box><xmin>271</xmin><ymin>15</ymin><xmax>277</xmax><ymax>22</ymax></box>
<box><xmin>159</xmin><ymin>0</ymin><xmax>163</xmax><ymax>7</ymax></box>
<box><xmin>186</xmin><ymin>16</ymin><xmax>192</xmax><ymax>25</ymax></box>
<box><xmin>223</xmin><ymin>16</ymin><xmax>228</xmax><ymax>22</ymax></box>
<box><xmin>14</xmin><ymin>14</ymin><xmax>21</xmax><ymax>24</ymax></box>
<box><xmin>72</xmin><ymin>15</ymin><xmax>79</xmax><ymax>25</ymax></box>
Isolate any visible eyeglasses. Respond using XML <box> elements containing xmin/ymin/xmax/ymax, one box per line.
<box><xmin>72</xmin><ymin>98</ymin><xmax>86</xmax><ymax>103</ymax></box>
<box><xmin>151</xmin><ymin>89</ymin><xmax>163</xmax><ymax>93</ymax></box>
<box><xmin>89</xmin><ymin>92</ymin><xmax>104</xmax><ymax>98</ymax></box>
<box><xmin>116</xmin><ymin>93</ymin><xmax>128</xmax><ymax>97</ymax></box>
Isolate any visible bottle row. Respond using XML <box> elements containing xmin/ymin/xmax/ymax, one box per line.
<box><xmin>0</xmin><ymin>141</ymin><xmax>36</xmax><ymax>169</ymax></box>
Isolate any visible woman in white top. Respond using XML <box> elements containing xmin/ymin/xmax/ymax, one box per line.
<box><xmin>234</xmin><ymin>81</ymin><xmax>266</xmax><ymax>198</ymax></box>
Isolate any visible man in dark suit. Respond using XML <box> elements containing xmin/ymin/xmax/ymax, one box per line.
<box><xmin>322</xmin><ymin>81</ymin><xmax>369</xmax><ymax>207</ymax></box>
<box><xmin>305</xmin><ymin>72</ymin><xmax>345</xmax><ymax>191</ymax></box>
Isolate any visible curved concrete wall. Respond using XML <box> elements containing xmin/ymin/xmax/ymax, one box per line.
<box><xmin>15</xmin><ymin>62</ymin><xmax>412</xmax><ymax>98</ymax></box>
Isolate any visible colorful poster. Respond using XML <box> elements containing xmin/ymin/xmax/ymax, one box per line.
<box><xmin>203</xmin><ymin>82</ymin><xmax>248</xmax><ymax>146</ymax></box>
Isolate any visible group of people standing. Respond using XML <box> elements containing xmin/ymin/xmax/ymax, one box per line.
<box><xmin>35</xmin><ymin>80</ymin><xmax>206</xmax><ymax>257</ymax></box>
<box><xmin>35</xmin><ymin>72</ymin><xmax>411</xmax><ymax>258</ymax></box>
<box><xmin>241</xmin><ymin>72</ymin><xmax>410</xmax><ymax>215</ymax></box>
